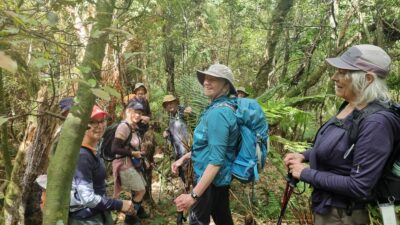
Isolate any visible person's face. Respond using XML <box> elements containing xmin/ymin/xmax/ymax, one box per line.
<box><xmin>237</xmin><ymin>91</ymin><xmax>246</xmax><ymax>98</ymax></box>
<box><xmin>129</xmin><ymin>109</ymin><xmax>143</xmax><ymax>123</ymax></box>
<box><xmin>202</xmin><ymin>75</ymin><xmax>228</xmax><ymax>99</ymax></box>
<box><xmin>135</xmin><ymin>87</ymin><xmax>146</xmax><ymax>99</ymax></box>
<box><xmin>164</xmin><ymin>101</ymin><xmax>178</xmax><ymax>113</ymax></box>
<box><xmin>330</xmin><ymin>69</ymin><xmax>356</xmax><ymax>102</ymax></box>
<box><xmin>86</xmin><ymin>117</ymin><xmax>107</xmax><ymax>141</ymax></box>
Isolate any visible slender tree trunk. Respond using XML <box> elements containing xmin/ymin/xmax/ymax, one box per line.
<box><xmin>0</xmin><ymin>68</ymin><xmax>12</xmax><ymax>181</ymax></box>
<box><xmin>253</xmin><ymin>0</ymin><xmax>294</xmax><ymax>96</ymax></box>
<box><xmin>163</xmin><ymin>17</ymin><xmax>175</xmax><ymax>95</ymax></box>
<box><xmin>43</xmin><ymin>0</ymin><xmax>116</xmax><ymax>224</ymax></box>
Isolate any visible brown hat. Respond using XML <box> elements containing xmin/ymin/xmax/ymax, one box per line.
<box><xmin>236</xmin><ymin>87</ymin><xmax>249</xmax><ymax>96</ymax></box>
<box><xmin>162</xmin><ymin>95</ymin><xmax>178</xmax><ymax>108</ymax></box>
<box><xmin>326</xmin><ymin>44</ymin><xmax>391</xmax><ymax>78</ymax></box>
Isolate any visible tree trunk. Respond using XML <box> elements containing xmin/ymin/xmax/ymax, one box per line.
<box><xmin>164</xmin><ymin>19</ymin><xmax>175</xmax><ymax>95</ymax></box>
<box><xmin>3</xmin><ymin>86</ymin><xmax>58</xmax><ymax>225</ymax></box>
<box><xmin>0</xmin><ymin>68</ymin><xmax>12</xmax><ymax>181</ymax></box>
<box><xmin>253</xmin><ymin>0</ymin><xmax>294</xmax><ymax>96</ymax></box>
<box><xmin>42</xmin><ymin>0</ymin><xmax>116</xmax><ymax>224</ymax></box>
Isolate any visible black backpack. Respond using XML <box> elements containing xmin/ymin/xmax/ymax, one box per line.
<box><xmin>342</xmin><ymin>101</ymin><xmax>400</xmax><ymax>204</ymax></box>
<box><xmin>99</xmin><ymin>121</ymin><xmax>132</xmax><ymax>162</ymax></box>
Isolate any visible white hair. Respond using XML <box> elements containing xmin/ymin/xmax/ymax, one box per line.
<box><xmin>348</xmin><ymin>71</ymin><xmax>390</xmax><ymax>105</ymax></box>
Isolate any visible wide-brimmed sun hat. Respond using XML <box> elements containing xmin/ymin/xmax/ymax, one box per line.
<box><xmin>196</xmin><ymin>64</ymin><xmax>236</xmax><ymax>95</ymax></box>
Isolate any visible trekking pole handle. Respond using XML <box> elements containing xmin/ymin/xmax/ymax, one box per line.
<box><xmin>286</xmin><ymin>170</ymin><xmax>299</xmax><ymax>188</ymax></box>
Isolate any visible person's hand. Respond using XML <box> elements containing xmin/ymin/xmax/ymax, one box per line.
<box><xmin>141</xmin><ymin>116</ymin><xmax>150</xmax><ymax>124</ymax></box>
<box><xmin>288</xmin><ymin>162</ymin><xmax>307</xmax><ymax>179</ymax></box>
<box><xmin>172</xmin><ymin>158</ymin><xmax>185</xmax><ymax>174</ymax></box>
<box><xmin>131</xmin><ymin>151</ymin><xmax>142</xmax><ymax>158</ymax></box>
<box><xmin>163</xmin><ymin>130</ymin><xmax>169</xmax><ymax>138</ymax></box>
<box><xmin>174</xmin><ymin>193</ymin><xmax>196</xmax><ymax>211</ymax></box>
<box><xmin>184</xmin><ymin>107</ymin><xmax>192</xmax><ymax>114</ymax></box>
<box><xmin>121</xmin><ymin>200</ymin><xmax>135</xmax><ymax>215</ymax></box>
<box><xmin>284</xmin><ymin>153</ymin><xmax>305</xmax><ymax>167</ymax></box>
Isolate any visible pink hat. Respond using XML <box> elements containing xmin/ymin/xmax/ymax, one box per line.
<box><xmin>91</xmin><ymin>105</ymin><xmax>108</xmax><ymax>119</ymax></box>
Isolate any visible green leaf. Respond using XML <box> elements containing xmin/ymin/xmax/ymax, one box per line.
<box><xmin>103</xmin><ymin>86</ymin><xmax>120</xmax><ymax>97</ymax></box>
<box><xmin>91</xmin><ymin>30</ymin><xmax>106</xmax><ymax>39</ymax></box>
<box><xmin>77</xmin><ymin>66</ymin><xmax>91</xmax><ymax>74</ymax></box>
<box><xmin>87</xmin><ymin>79</ymin><xmax>97</xmax><ymax>88</ymax></box>
<box><xmin>0</xmin><ymin>51</ymin><xmax>18</xmax><ymax>73</ymax></box>
<box><xmin>0</xmin><ymin>116</ymin><xmax>8</xmax><ymax>126</ymax></box>
<box><xmin>91</xmin><ymin>88</ymin><xmax>110</xmax><ymax>101</ymax></box>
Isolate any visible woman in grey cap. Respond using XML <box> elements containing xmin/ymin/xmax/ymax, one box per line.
<box><xmin>284</xmin><ymin>45</ymin><xmax>400</xmax><ymax>225</ymax></box>
<box><xmin>172</xmin><ymin>64</ymin><xmax>240</xmax><ymax>225</ymax></box>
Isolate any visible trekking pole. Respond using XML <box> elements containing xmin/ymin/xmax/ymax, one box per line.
<box><xmin>276</xmin><ymin>171</ymin><xmax>299</xmax><ymax>225</ymax></box>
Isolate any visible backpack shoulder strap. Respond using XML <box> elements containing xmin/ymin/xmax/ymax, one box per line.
<box><xmin>349</xmin><ymin>101</ymin><xmax>389</xmax><ymax>145</ymax></box>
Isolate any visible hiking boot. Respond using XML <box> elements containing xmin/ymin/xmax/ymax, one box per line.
<box><xmin>124</xmin><ymin>215</ymin><xmax>141</xmax><ymax>225</ymax></box>
<box><xmin>137</xmin><ymin>206</ymin><xmax>149</xmax><ymax>219</ymax></box>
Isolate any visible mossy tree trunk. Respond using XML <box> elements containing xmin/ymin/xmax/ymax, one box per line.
<box><xmin>3</xmin><ymin>86</ymin><xmax>58</xmax><ymax>225</ymax></box>
<box><xmin>253</xmin><ymin>0</ymin><xmax>294</xmax><ymax>96</ymax></box>
<box><xmin>42</xmin><ymin>0</ymin><xmax>116</xmax><ymax>224</ymax></box>
<box><xmin>0</xmin><ymin>68</ymin><xmax>12</xmax><ymax>181</ymax></box>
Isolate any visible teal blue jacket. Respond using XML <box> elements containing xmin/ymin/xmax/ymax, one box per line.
<box><xmin>191</xmin><ymin>96</ymin><xmax>239</xmax><ymax>186</ymax></box>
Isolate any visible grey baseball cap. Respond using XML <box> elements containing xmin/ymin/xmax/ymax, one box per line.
<box><xmin>196</xmin><ymin>64</ymin><xmax>237</xmax><ymax>95</ymax></box>
<box><xmin>326</xmin><ymin>44</ymin><xmax>391</xmax><ymax>78</ymax></box>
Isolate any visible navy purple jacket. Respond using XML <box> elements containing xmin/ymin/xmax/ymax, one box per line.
<box><xmin>300</xmin><ymin>108</ymin><xmax>400</xmax><ymax>214</ymax></box>
<box><xmin>69</xmin><ymin>146</ymin><xmax>123</xmax><ymax>219</ymax></box>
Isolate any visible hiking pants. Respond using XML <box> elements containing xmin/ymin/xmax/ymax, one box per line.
<box><xmin>189</xmin><ymin>185</ymin><xmax>233</xmax><ymax>225</ymax></box>
<box><xmin>313</xmin><ymin>207</ymin><xmax>369</xmax><ymax>225</ymax></box>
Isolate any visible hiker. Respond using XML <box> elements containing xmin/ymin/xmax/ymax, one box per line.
<box><xmin>284</xmin><ymin>44</ymin><xmax>400</xmax><ymax>225</ymax></box>
<box><xmin>69</xmin><ymin>105</ymin><xmax>135</xmax><ymax>225</ymax></box>
<box><xmin>172</xmin><ymin>64</ymin><xmax>240</xmax><ymax>225</ymax></box>
<box><xmin>162</xmin><ymin>94</ymin><xmax>193</xmax><ymax>185</ymax></box>
<box><xmin>236</xmin><ymin>86</ymin><xmax>249</xmax><ymax>98</ymax></box>
<box><xmin>128</xmin><ymin>83</ymin><xmax>152</xmax><ymax>137</ymax></box>
<box><xmin>111</xmin><ymin>100</ymin><xmax>148</xmax><ymax>225</ymax></box>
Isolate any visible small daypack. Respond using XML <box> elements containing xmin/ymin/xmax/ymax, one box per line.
<box><xmin>99</xmin><ymin>121</ymin><xmax>132</xmax><ymax>162</ymax></box>
<box><xmin>343</xmin><ymin>101</ymin><xmax>400</xmax><ymax>204</ymax></box>
<box><xmin>216</xmin><ymin>98</ymin><xmax>269</xmax><ymax>183</ymax></box>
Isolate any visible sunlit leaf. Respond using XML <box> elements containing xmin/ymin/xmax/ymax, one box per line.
<box><xmin>0</xmin><ymin>51</ymin><xmax>18</xmax><ymax>73</ymax></box>
<box><xmin>88</xmin><ymin>79</ymin><xmax>97</xmax><ymax>88</ymax></box>
<box><xmin>0</xmin><ymin>116</ymin><xmax>8</xmax><ymax>126</ymax></box>
<box><xmin>77</xmin><ymin>66</ymin><xmax>91</xmax><ymax>74</ymax></box>
<box><xmin>91</xmin><ymin>88</ymin><xmax>110</xmax><ymax>101</ymax></box>
<box><xmin>91</xmin><ymin>30</ymin><xmax>106</xmax><ymax>38</ymax></box>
